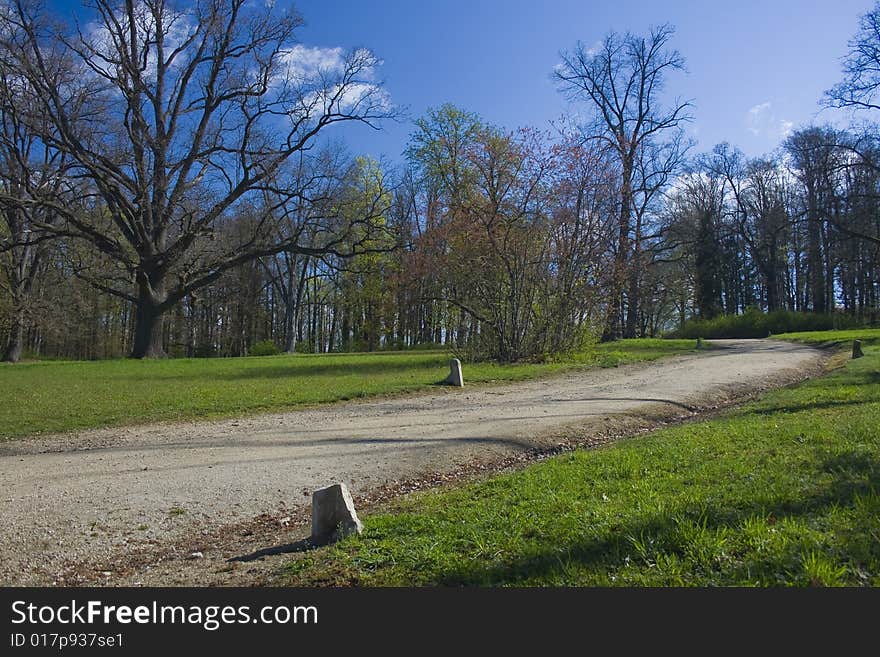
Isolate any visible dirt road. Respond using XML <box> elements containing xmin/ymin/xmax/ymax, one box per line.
<box><xmin>0</xmin><ymin>339</ymin><xmax>823</xmax><ymax>585</ymax></box>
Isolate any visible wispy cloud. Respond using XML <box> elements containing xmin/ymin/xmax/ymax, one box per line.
<box><xmin>584</xmin><ymin>40</ymin><xmax>602</xmax><ymax>57</ymax></box>
<box><xmin>283</xmin><ymin>46</ymin><xmax>391</xmax><ymax>115</ymax></box>
<box><xmin>278</xmin><ymin>45</ymin><xmax>347</xmax><ymax>80</ymax></box>
<box><xmin>746</xmin><ymin>102</ymin><xmax>794</xmax><ymax>140</ymax></box>
<box><xmin>555</xmin><ymin>40</ymin><xmax>603</xmax><ymax>75</ymax></box>
<box><xmin>83</xmin><ymin>1</ymin><xmax>197</xmax><ymax>80</ymax></box>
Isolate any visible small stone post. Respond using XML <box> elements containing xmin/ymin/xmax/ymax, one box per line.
<box><xmin>310</xmin><ymin>483</ymin><xmax>363</xmax><ymax>545</ymax></box>
<box><xmin>696</xmin><ymin>337</ymin><xmax>703</xmax><ymax>350</ymax></box>
<box><xmin>853</xmin><ymin>340</ymin><xmax>864</xmax><ymax>359</ymax></box>
<box><xmin>444</xmin><ymin>358</ymin><xmax>464</xmax><ymax>387</ymax></box>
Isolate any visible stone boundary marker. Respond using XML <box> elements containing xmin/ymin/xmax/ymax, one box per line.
<box><xmin>853</xmin><ymin>340</ymin><xmax>863</xmax><ymax>359</ymax></box>
<box><xmin>444</xmin><ymin>358</ymin><xmax>464</xmax><ymax>387</ymax></box>
<box><xmin>311</xmin><ymin>483</ymin><xmax>363</xmax><ymax>545</ymax></box>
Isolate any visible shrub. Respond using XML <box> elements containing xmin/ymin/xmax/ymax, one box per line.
<box><xmin>249</xmin><ymin>340</ymin><xmax>281</xmax><ymax>357</ymax></box>
<box><xmin>669</xmin><ymin>309</ymin><xmax>864</xmax><ymax>339</ymax></box>
<box><xmin>193</xmin><ymin>343</ymin><xmax>216</xmax><ymax>358</ymax></box>
<box><xmin>408</xmin><ymin>341</ymin><xmax>446</xmax><ymax>351</ymax></box>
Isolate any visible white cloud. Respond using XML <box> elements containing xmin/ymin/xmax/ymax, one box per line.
<box><xmin>84</xmin><ymin>1</ymin><xmax>197</xmax><ymax>80</ymax></box>
<box><xmin>555</xmin><ymin>40</ymin><xmax>603</xmax><ymax>75</ymax></box>
<box><xmin>305</xmin><ymin>80</ymin><xmax>391</xmax><ymax>117</ymax></box>
<box><xmin>337</xmin><ymin>81</ymin><xmax>389</xmax><ymax>110</ymax></box>
<box><xmin>585</xmin><ymin>40</ymin><xmax>602</xmax><ymax>57</ymax></box>
<box><xmin>287</xmin><ymin>47</ymin><xmax>390</xmax><ymax>117</ymax></box>
<box><xmin>275</xmin><ymin>45</ymin><xmax>388</xmax><ymax>108</ymax></box>
<box><xmin>746</xmin><ymin>102</ymin><xmax>768</xmax><ymax>134</ymax></box>
<box><xmin>746</xmin><ymin>102</ymin><xmax>794</xmax><ymax>140</ymax></box>
<box><xmin>84</xmin><ymin>9</ymin><xmax>351</xmax><ymax>87</ymax></box>
<box><xmin>74</xmin><ymin>5</ymin><xmax>390</xmax><ymax>122</ymax></box>
<box><xmin>278</xmin><ymin>45</ymin><xmax>347</xmax><ymax>81</ymax></box>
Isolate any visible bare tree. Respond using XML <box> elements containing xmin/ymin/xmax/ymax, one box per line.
<box><xmin>0</xmin><ymin>37</ymin><xmax>72</xmax><ymax>362</ymax></box>
<box><xmin>784</xmin><ymin>127</ymin><xmax>848</xmax><ymax>311</ymax></box>
<box><xmin>734</xmin><ymin>160</ymin><xmax>792</xmax><ymax>312</ymax></box>
<box><xmin>822</xmin><ymin>2</ymin><xmax>880</xmax><ymax>248</ymax></box>
<box><xmin>826</xmin><ymin>2</ymin><xmax>880</xmax><ymax>112</ymax></box>
<box><xmin>547</xmin><ymin>131</ymin><xmax>617</xmax><ymax>350</ymax></box>
<box><xmin>0</xmin><ymin>0</ymin><xmax>394</xmax><ymax>357</ymax></box>
<box><xmin>555</xmin><ymin>23</ymin><xmax>691</xmax><ymax>338</ymax></box>
<box><xmin>662</xmin><ymin>166</ymin><xmax>727</xmax><ymax>320</ymax></box>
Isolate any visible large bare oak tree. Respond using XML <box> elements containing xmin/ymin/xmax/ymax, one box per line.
<box><xmin>0</xmin><ymin>0</ymin><xmax>393</xmax><ymax>357</ymax></box>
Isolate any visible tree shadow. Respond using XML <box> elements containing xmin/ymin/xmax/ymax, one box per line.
<box><xmin>427</xmin><ymin>450</ymin><xmax>880</xmax><ymax>586</ymax></box>
<box><xmin>214</xmin><ymin>358</ymin><xmax>448</xmax><ymax>381</ymax></box>
<box><xmin>549</xmin><ymin>397</ymin><xmax>696</xmax><ymax>411</ymax></box>
<box><xmin>229</xmin><ymin>537</ymin><xmax>317</xmax><ymax>562</ymax></box>
<box><xmin>748</xmin><ymin>398</ymin><xmax>868</xmax><ymax>415</ymax></box>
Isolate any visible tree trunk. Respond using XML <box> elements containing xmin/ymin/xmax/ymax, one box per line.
<box><xmin>131</xmin><ymin>273</ymin><xmax>168</xmax><ymax>358</ymax></box>
<box><xmin>625</xmin><ymin>268</ymin><xmax>639</xmax><ymax>338</ymax></box>
<box><xmin>695</xmin><ymin>211</ymin><xmax>722</xmax><ymax>319</ymax></box>
<box><xmin>2</xmin><ymin>307</ymin><xmax>25</xmax><ymax>363</ymax></box>
<box><xmin>328</xmin><ymin>303</ymin><xmax>338</xmax><ymax>352</ymax></box>
<box><xmin>608</xmin><ymin>161</ymin><xmax>633</xmax><ymax>340</ymax></box>
<box><xmin>284</xmin><ymin>302</ymin><xmax>296</xmax><ymax>353</ymax></box>
<box><xmin>131</xmin><ymin>303</ymin><xmax>166</xmax><ymax>358</ymax></box>
<box><xmin>807</xmin><ymin>194</ymin><xmax>826</xmax><ymax>313</ymax></box>
<box><xmin>765</xmin><ymin>262</ymin><xmax>781</xmax><ymax>312</ymax></box>
<box><xmin>283</xmin><ymin>256</ymin><xmax>310</xmax><ymax>353</ymax></box>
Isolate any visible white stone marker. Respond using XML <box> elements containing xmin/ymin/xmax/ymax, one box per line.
<box><xmin>311</xmin><ymin>483</ymin><xmax>363</xmax><ymax>545</ymax></box>
<box><xmin>853</xmin><ymin>340</ymin><xmax>863</xmax><ymax>359</ymax></box>
<box><xmin>444</xmin><ymin>358</ymin><xmax>464</xmax><ymax>387</ymax></box>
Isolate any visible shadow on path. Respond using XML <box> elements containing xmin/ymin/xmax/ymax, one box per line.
<box><xmin>229</xmin><ymin>537</ymin><xmax>317</xmax><ymax>562</ymax></box>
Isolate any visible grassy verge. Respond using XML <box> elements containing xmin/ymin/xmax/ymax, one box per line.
<box><xmin>0</xmin><ymin>338</ymin><xmax>698</xmax><ymax>439</ymax></box>
<box><xmin>774</xmin><ymin>328</ymin><xmax>880</xmax><ymax>346</ymax></box>
<box><xmin>282</xmin><ymin>342</ymin><xmax>880</xmax><ymax>587</ymax></box>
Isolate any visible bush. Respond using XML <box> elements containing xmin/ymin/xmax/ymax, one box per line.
<box><xmin>408</xmin><ymin>342</ymin><xmax>446</xmax><ymax>351</ymax></box>
<box><xmin>193</xmin><ymin>343</ymin><xmax>216</xmax><ymax>358</ymax></box>
<box><xmin>669</xmin><ymin>309</ymin><xmax>864</xmax><ymax>339</ymax></box>
<box><xmin>249</xmin><ymin>340</ymin><xmax>281</xmax><ymax>357</ymax></box>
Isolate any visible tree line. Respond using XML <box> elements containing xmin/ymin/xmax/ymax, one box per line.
<box><xmin>2</xmin><ymin>1</ymin><xmax>879</xmax><ymax>363</ymax></box>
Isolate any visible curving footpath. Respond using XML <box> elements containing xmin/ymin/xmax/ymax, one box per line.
<box><xmin>0</xmin><ymin>339</ymin><xmax>823</xmax><ymax>585</ymax></box>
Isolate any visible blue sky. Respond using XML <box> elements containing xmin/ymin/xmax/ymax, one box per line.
<box><xmin>52</xmin><ymin>0</ymin><xmax>875</xmax><ymax>161</ymax></box>
<box><xmin>289</xmin><ymin>0</ymin><xmax>875</xmax><ymax>160</ymax></box>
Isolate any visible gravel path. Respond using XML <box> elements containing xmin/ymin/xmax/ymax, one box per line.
<box><xmin>0</xmin><ymin>339</ymin><xmax>824</xmax><ymax>586</ymax></box>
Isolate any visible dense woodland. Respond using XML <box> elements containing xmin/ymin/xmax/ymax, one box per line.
<box><xmin>2</xmin><ymin>0</ymin><xmax>880</xmax><ymax>362</ymax></box>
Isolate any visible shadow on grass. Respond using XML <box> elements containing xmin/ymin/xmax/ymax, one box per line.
<box><xmin>212</xmin><ymin>357</ymin><xmax>451</xmax><ymax>381</ymax></box>
<box><xmin>428</xmin><ymin>450</ymin><xmax>880</xmax><ymax>586</ymax></box>
<box><xmin>745</xmin><ymin>368</ymin><xmax>879</xmax><ymax>416</ymax></box>
<box><xmin>749</xmin><ymin>398</ymin><xmax>869</xmax><ymax>416</ymax></box>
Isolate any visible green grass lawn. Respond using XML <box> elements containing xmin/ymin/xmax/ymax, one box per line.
<box><xmin>282</xmin><ymin>341</ymin><xmax>880</xmax><ymax>587</ymax></box>
<box><xmin>775</xmin><ymin>328</ymin><xmax>880</xmax><ymax>346</ymax></box>
<box><xmin>0</xmin><ymin>338</ymin><xmax>698</xmax><ymax>439</ymax></box>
